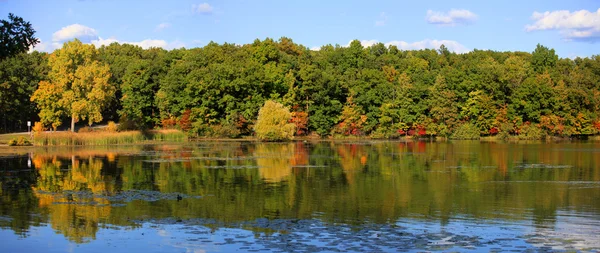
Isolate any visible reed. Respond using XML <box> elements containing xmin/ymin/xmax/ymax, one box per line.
<box><xmin>149</xmin><ymin>129</ymin><xmax>188</xmax><ymax>142</ymax></box>
<box><xmin>33</xmin><ymin>130</ymin><xmax>187</xmax><ymax>146</ymax></box>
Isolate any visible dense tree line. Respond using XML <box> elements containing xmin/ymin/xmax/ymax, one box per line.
<box><xmin>2</xmin><ymin>36</ymin><xmax>600</xmax><ymax>138</ymax></box>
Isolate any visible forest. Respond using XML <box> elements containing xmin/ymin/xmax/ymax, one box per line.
<box><xmin>1</xmin><ymin>15</ymin><xmax>600</xmax><ymax>139</ymax></box>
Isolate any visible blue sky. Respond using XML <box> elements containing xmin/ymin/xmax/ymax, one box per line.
<box><xmin>2</xmin><ymin>0</ymin><xmax>599</xmax><ymax>57</ymax></box>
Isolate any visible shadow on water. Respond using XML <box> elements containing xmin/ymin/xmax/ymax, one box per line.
<box><xmin>1</xmin><ymin>141</ymin><xmax>600</xmax><ymax>252</ymax></box>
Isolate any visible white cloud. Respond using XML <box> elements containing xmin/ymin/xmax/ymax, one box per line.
<box><xmin>29</xmin><ymin>23</ymin><xmax>186</xmax><ymax>52</ymax></box>
<box><xmin>28</xmin><ymin>22</ymin><xmax>184</xmax><ymax>53</ymax></box>
<box><xmin>52</xmin><ymin>24</ymin><xmax>99</xmax><ymax>42</ymax></box>
<box><xmin>344</xmin><ymin>39</ymin><xmax>470</xmax><ymax>54</ymax></box>
<box><xmin>386</xmin><ymin>39</ymin><xmax>470</xmax><ymax>53</ymax></box>
<box><xmin>28</xmin><ymin>39</ymin><xmax>49</xmax><ymax>53</ymax></box>
<box><xmin>192</xmin><ymin>3</ymin><xmax>213</xmax><ymax>14</ymax></box>
<box><xmin>344</xmin><ymin>40</ymin><xmax>379</xmax><ymax>48</ymax></box>
<box><xmin>29</xmin><ymin>39</ymin><xmax>63</xmax><ymax>53</ymax></box>
<box><xmin>310</xmin><ymin>46</ymin><xmax>321</xmax><ymax>51</ymax></box>
<box><xmin>155</xmin><ymin>22</ymin><xmax>171</xmax><ymax>32</ymax></box>
<box><xmin>525</xmin><ymin>8</ymin><xmax>600</xmax><ymax>41</ymax></box>
<box><xmin>426</xmin><ymin>9</ymin><xmax>477</xmax><ymax>26</ymax></box>
<box><xmin>91</xmin><ymin>37</ymin><xmax>185</xmax><ymax>49</ymax></box>
<box><xmin>375</xmin><ymin>12</ymin><xmax>388</xmax><ymax>27</ymax></box>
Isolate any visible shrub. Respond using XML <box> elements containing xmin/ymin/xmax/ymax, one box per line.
<box><xmin>254</xmin><ymin>100</ymin><xmax>295</xmax><ymax>141</ymax></box>
<box><xmin>78</xmin><ymin>126</ymin><xmax>92</xmax><ymax>133</ymax></box>
<box><xmin>178</xmin><ymin>109</ymin><xmax>192</xmax><ymax>132</ymax></box>
<box><xmin>517</xmin><ymin>123</ymin><xmax>545</xmax><ymax>140</ymax></box>
<box><xmin>32</xmin><ymin>122</ymin><xmax>44</xmax><ymax>132</ymax></box>
<box><xmin>17</xmin><ymin>136</ymin><xmax>31</xmax><ymax>146</ymax></box>
<box><xmin>117</xmin><ymin>115</ymin><xmax>137</xmax><ymax>131</ymax></box>
<box><xmin>8</xmin><ymin>136</ymin><xmax>32</xmax><ymax>146</ymax></box>
<box><xmin>370</xmin><ymin>127</ymin><xmax>392</xmax><ymax>139</ymax></box>
<box><xmin>290</xmin><ymin>111</ymin><xmax>309</xmax><ymax>136</ymax></box>
<box><xmin>332</xmin><ymin>101</ymin><xmax>367</xmax><ymax>136</ymax></box>
<box><xmin>116</xmin><ymin>115</ymin><xmax>135</xmax><ymax>131</ymax></box>
<box><xmin>212</xmin><ymin>123</ymin><xmax>241</xmax><ymax>138</ymax></box>
<box><xmin>106</xmin><ymin>121</ymin><xmax>118</xmax><ymax>132</ymax></box>
<box><xmin>496</xmin><ymin>122</ymin><xmax>513</xmax><ymax>140</ymax></box>
<box><xmin>450</xmin><ymin>123</ymin><xmax>480</xmax><ymax>140</ymax></box>
<box><xmin>161</xmin><ymin>117</ymin><xmax>177</xmax><ymax>129</ymax></box>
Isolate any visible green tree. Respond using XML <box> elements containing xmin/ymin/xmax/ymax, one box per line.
<box><xmin>97</xmin><ymin>42</ymin><xmax>144</xmax><ymax>121</ymax></box>
<box><xmin>531</xmin><ymin>44</ymin><xmax>558</xmax><ymax>73</ymax></box>
<box><xmin>120</xmin><ymin>60</ymin><xmax>160</xmax><ymax>128</ymax></box>
<box><xmin>462</xmin><ymin>90</ymin><xmax>497</xmax><ymax>135</ymax></box>
<box><xmin>0</xmin><ymin>13</ymin><xmax>39</xmax><ymax>60</ymax></box>
<box><xmin>31</xmin><ymin>39</ymin><xmax>114</xmax><ymax>131</ymax></box>
<box><xmin>254</xmin><ymin>100</ymin><xmax>295</xmax><ymax>141</ymax></box>
<box><xmin>509</xmin><ymin>73</ymin><xmax>555</xmax><ymax>123</ymax></box>
<box><xmin>428</xmin><ymin>74</ymin><xmax>459</xmax><ymax>136</ymax></box>
<box><xmin>0</xmin><ymin>51</ymin><xmax>48</xmax><ymax>132</ymax></box>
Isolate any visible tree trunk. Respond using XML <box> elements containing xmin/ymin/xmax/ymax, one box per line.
<box><xmin>71</xmin><ymin>114</ymin><xmax>76</xmax><ymax>132</ymax></box>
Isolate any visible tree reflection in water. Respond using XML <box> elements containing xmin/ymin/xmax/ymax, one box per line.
<box><xmin>0</xmin><ymin>141</ymin><xmax>599</xmax><ymax>246</ymax></box>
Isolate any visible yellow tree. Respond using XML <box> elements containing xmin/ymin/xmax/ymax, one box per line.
<box><xmin>254</xmin><ymin>100</ymin><xmax>295</xmax><ymax>141</ymax></box>
<box><xmin>31</xmin><ymin>39</ymin><xmax>113</xmax><ymax>131</ymax></box>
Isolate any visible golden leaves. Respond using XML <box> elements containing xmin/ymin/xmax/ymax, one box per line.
<box><xmin>31</xmin><ymin>39</ymin><xmax>114</xmax><ymax>128</ymax></box>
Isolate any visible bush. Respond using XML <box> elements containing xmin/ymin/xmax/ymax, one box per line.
<box><xmin>210</xmin><ymin>123</ymin><xmax>241</xmax><ymax>138</ymax></box>
<box><xmin>450</xmin><ymin>123</ymin><xmax>481</xmax><ymax>140</ymax></box>
<box><xmin>254</xmin><ymin>100</ymin><xmax>295</xmax><ymax>141</ymax></box>
<box><xmin>517</xmin><ymin>123</ymin><xmax>545</xmax><ymax>140</ymax></box>
<box><xmin>106</xmin><ymin>121</ymin><xmax>118</xmax><ymax>132</ymax></box>
<box><xmin>161</xmin><ymin>117</ymin><xmax>177</xmax><ymax>129</ymax></box>
<box><xmin>497</xmin><ymin>122</ymin><xmax>513</xmax><ymax>140</ymax></box>
<box><xmin>178</xmin><ymin>109</ymin><xmax>192</xmax><ymax>132</ymax></box>
<box><xmin>32</xmin><ymin>122</ymin><xmax>44</xmax><ymax>132</ymax></box>
<box><xmin>8</xmin><ymin>136</ymin><xmax>32</xmax><ymax>146</ymax></box>
<box><xmin>78</xmin><ymin>126</ymin><xmax>92</xmax><ymax>133</ymax></box>
<box><xmin>370</xmin><ymin>126</ymin><xmax>402</xmax><ymax>139</ymax></box>
<box><xmin>117</xmin><ymin>115</ymin><xmax>137</xmax><ymax>131</ymax></box>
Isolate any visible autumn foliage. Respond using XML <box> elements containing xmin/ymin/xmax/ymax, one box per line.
<box><xmin>254</xmin><ymin>100</ymin><xmax>296</xmax><ymax>141</ymax></box>
<box><xmin>334</xmin><ymin>100</ymin><xmax>367</xmax><ymax>136</ymax></box>
<box><xmin>178</xmin><ymin>109</ymin><xmax>192</xmax><ymax>132</ymax></box>
<box><xmin>290</xmin><ymin>111</ymin><xmax>308</xmax><ymax>136</ymax></box>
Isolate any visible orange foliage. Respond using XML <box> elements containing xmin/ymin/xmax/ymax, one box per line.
<box><xmin>178</xmin><ymin>109</ymin><xmax>192</xmax><ymax>131</ymax></box>
<box><xmin>161</xmin><ymin>117</ymin><xmax>177</xmax><ymax>129</ymax></box>
<box><xmin>290</xmin><ymin>111</ymin><xmax>309</xmax><ymax>136</ymax></box>
<box><xmin>334</xmin><ymin>99</ymin><xmax>367</xmax><ymax>136</ymax></box>
<box><xmin>540</xmin><ymin>115</ymin><xmax>565</xmax><ymax>135</ymax></box>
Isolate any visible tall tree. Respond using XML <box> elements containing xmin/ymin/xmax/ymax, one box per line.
<box><xmin>31</xmin><ymin>39</ymin><xmax>114</xmax><ymax>131</ymax></box>
<box><xmin>0</xmin><ymin>51</ymin><xmax>48</xmax><ymax>132</ymax></box>
<box><xmin>531</xmin><ymin>44</ymin><xmax>558</xmax><ymax>74</ymax></box>
<box><xmin>0</xmin><ymin>13</ymin><xmax>39</xmax><ymax>60</ymax></box>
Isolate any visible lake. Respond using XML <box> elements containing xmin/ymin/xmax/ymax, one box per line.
<box><xmin>1</xmin><ymin>141</ymin><xmax>600</xmax><ymax>252</ymax></box>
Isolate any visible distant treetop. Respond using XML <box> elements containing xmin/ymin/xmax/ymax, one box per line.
<box><xmin>0</xmin><ymin>13</ymin><xmax>39</xmax><ymax>60</ymax></box>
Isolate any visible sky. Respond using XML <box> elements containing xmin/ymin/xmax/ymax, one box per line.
<box><xmin>1</xmin><ymin>0</ymin><xmax>599</xmax><ymax>58</ymax></box>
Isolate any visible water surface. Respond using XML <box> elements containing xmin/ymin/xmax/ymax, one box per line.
<box><xmin>1</xmin><ymin>141</ymin><xmax>600</xmax><ymax>252</ymax></box>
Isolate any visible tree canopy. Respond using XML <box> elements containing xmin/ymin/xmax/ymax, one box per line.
<box><xmin>2</xmin><ymin>36</ymin><xmax>600</xmax><ymax>138</ymax></box>
<box><xmin>254</xmin><ymin>100</ymin><xmax>296</xmax><ymax>141</ymax></box>
<box><xmin>0</xmin><ymin>13</ymin><xmax>39</xmax><ymax>60</ymax></box>
<box><xmin>30</xmin><ymin>39</ymin><xmax>113</xmax><ymax>131</ymax></box>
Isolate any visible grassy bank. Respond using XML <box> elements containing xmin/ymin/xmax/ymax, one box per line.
<box><xmin>0</xmin><ymin>132</ymin><xmax>30</xmax><ymax>145</ymax></box>
<box><xmin>32</xmin><ymin>129</ymin><xmax>187</xmax><ymax>146</ymax></box>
